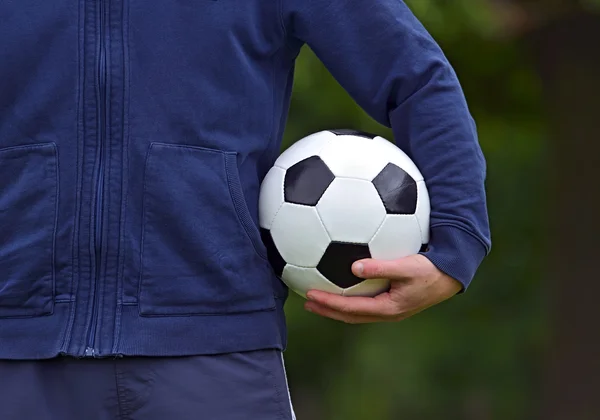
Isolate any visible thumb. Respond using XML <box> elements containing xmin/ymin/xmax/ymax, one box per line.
<box><xmin>352</xmin><ymin>255</ymin><xmax>423</xmax><ymax>279</ymax></box>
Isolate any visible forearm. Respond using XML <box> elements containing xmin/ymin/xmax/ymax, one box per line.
<box><xmin>283</xmin><ymin>0</ymin><xmax>491</xmax><ymax>288</ymax></box>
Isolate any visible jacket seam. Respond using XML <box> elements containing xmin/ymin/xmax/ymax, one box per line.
<box><xmin>0</xmin><ymin>143</ymin><xmax>53</xmax><ymax>153</ymax></box>
<box><xmin>51</xmin><ymin>144</ymin><xmax>60</xmax><ymax>315</ymax></box>
<box><xmin>137</xmin><ymin>143</ymin><xmax>155</xmax><ymax>305</ymax></box>
<box><xmin>60</xmin><ymin>0</ymin><xmax>86</xmax><ymax>354</ymax></box>
<box><xmin>277</xmin><ymin>0</ymin><xmax>288</xmax><ymax>41</ymax></box>
<box><xmin>277</xmin><ymin>0</ymin><xmax>298</xmax><ymax>55</ymax></box>
<box><xmin>98</xmin><ymin>41</ymin><xmax>114</xmax><ymax>353</ymax></box>
<box><xmin>261</xmin><ymin>50</ymin><xmax>278</xmax><ymax>166</ymax></box>
<box><xmin>257</xmin><ymin>4</ymin><xmax>291</xmax><ymax>170</ymax></box>
<box><xmin>224</xmin><ymin>153</ymin><xmax>269</xmax><ymax>261</ymax></box>
<box><xmin>113</xmin><ymin>0</ymin><xmax>131</xmax><ymax>355</ymax></box>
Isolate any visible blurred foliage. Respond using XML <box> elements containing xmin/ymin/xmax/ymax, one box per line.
<box><xmin>281</xmin><ymin>1</ymin><xmax>551</xmax><ymax>419</ymax></box>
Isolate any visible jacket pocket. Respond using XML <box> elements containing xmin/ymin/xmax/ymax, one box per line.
<box><xmin>139</xmin><ymin>143</ymin><xmax>275</xmax><ymax>316</ymax></box>
<box><xmin>0</xmin><ymin>143</ymin><xmax>58</xmax><ymax>318</ymax></box>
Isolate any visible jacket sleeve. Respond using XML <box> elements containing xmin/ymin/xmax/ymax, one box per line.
<box><xmin>281</xmin><ymin>0</ymin><xmax>491</xmax><ymax>289</ymax></box>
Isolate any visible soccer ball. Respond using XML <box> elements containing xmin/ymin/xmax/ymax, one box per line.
<box><xmin>259</xmin><ymin>129</ymin><xmax>430</xmax><ymax>298</ymax></box>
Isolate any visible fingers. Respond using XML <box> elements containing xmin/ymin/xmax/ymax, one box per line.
<box><xmin>305</xmin><ymin>300</ymin><xmax>420</xmax><ymax>324</ymax></box>
<box><xmin>304</xmin><ymin>301</ymin><xmax>384</xmax><ymax>324</ymax></box>
<box><xmin>304</xmin><ymin>255</ymin><xmax>459</xmax><ymax>324</ymax></box>
<box><xmin>306</xmin><ymin>289</ymin><xmax>399</xmax><ymax>317</ymax></box>
<box><xmin>352</xmin><ymin>255</ymin><xmax>425</xmax><ymax>280</ymax></box>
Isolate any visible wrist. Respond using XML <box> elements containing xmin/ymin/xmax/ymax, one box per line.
<box><xmin>419</xmin><ymin>224</ymin><xmax>489</xmax><ymax>291</ymax></box>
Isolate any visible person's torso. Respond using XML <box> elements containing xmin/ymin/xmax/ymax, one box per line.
<box><xmin>0</xmin><ymin>0</ymin><xmax>297</xmax><ymax>358</ymax></box>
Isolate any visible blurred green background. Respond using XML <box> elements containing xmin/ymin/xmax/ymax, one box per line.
<box><xmin>279</xmin><ymin>1</ymin><xmax>600</xmax><ymax>419</ymax></box>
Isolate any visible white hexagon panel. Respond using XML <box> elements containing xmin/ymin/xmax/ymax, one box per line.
<box><xmin>318</xmin><ymin>135</ymin><xmax>390</xmax><ymax>181</ymax></box>
<box><xmin>270</xmin><ymin>202</ymin><xmax>331</xmax><ymax>267</ymax></box>
<box><xmin>282</xmin><ymin>265</ymin><xmax>343</xmax><ymax>298</ymax></box>
<box><xmin>316</xmin><ymin>178</ymin><xmax>386</xmax><ymax>244</ymax></box>
<box><xmin>368</xmin><ymin>214</ymin><xmax>423</xmax><ymax>261</ymax></box>
<box><xmin>273</xmin><ymin>131</ymin><xmax>334</xmax><ymax>170</ymax></box>
<box><xmin>258</xmin><ymin>166</ymin><xmax>285</xmax><ymax>229</ymax></box>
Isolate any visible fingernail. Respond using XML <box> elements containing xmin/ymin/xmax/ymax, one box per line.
<box><xmin>353</xmin><ymin>262</ymin><xmax>364</xmax><ymax>276</ymax></box>
<box><xmin>304</xmin><ymin>303</ymin><xmax>314</xmax><ymax>312</ymax></box>
<box><xmin>306</xmin><ymin>291</ymin><xmax>316</xmax><ymax>301</ymax></box>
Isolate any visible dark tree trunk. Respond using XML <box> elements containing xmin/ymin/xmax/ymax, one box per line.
<box><xmin>526</xmin><ymin>11</ymin><xmax>600</xmax><ymax>420</ymax></box>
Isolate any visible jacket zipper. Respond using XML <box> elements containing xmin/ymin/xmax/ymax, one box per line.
<box><xmin>85</xmin><ymin>0</ymin><xmax>108</xmax><ymax>357</ymax></box>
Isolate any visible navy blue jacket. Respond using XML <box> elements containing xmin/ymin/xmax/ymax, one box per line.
<box><xmin>0</xmin><ymin>0</ymin><xmax>491</xmax><ymax>359</ymax></box>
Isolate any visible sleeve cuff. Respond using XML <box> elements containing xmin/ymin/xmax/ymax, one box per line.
<box><xmin>419</xmin><ymin>224</ymin><xmax>489</xmax><ymax>291</ymax></box>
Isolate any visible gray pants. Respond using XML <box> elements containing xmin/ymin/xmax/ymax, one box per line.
<box><xmin>0</xmin><ymin>349</ymin><xmax>296</xmax><ymax>420</ymax></box>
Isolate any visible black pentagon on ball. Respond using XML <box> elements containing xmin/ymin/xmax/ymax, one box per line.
<box><xmin>372</xmin><ymin>163</ymin><xmax>418</xmax><ymax>214</ymax></box>
<box><xmin>260</xmin><ymin>228</ymin><xmax>286</xmax><ymax>277</ymax></box>
<box><xmin>317</xmin><ymin>242</ymin><xmax>372</xmax><ymax>289</ymax></box>
<box><xmin>284</xmin><ymin>156</ymin><xmax>335</xmax><ymax>206</ymax></box>
<box><xmin>329</xmin><ymin>129</ymin><xmax>376</xmax><ymax>139</ymax></box>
